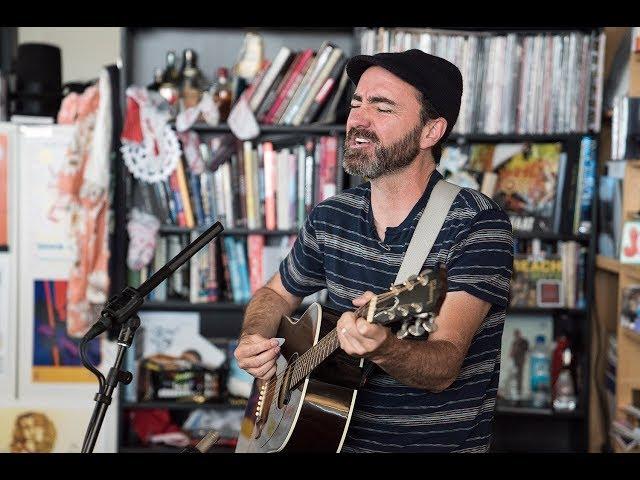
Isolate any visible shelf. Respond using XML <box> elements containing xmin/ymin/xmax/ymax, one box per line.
<box><xmin>140</xmin><ymin>301</ymin><xmax>247</xmax><ymax>312</ymax></box>
<box><xmin>158</xmin><ymin>225</ymin><xmax>299</xmax><ymax>236</ymax></box>
<box><xmin>596</xmin><ymin>256</ymin><xmax>640</xmax><ymax>279</ymax></box>
<box><xmin>139</xmin><ymin>301</ymin><xmax>312</xmax><ymax>313</ymax></box>
<box><xmin>447</xmin><ymin>132</ymin><xmax>596</xmax><ymax>143</ymax></box>
<box><xmin>495</xmin><ymin>403</ymin><xmax>584</xmax><ymax>419</ymax></box>
<box><xmin>508</xmin><ymin>307</ymin><xmax>587</xmax><ymax>315</ymax></box>
<box><xmin>122</xmin><ymin>401</ymin><xmax>245</xmax><ymax>410</ymax></box>
<box><xmin>172</xmin><ymin>122</ymin><xmax>346</xmax><ymax>135</ymax></box>
<box><xmin>622</xmin><ymin>327</ymin><xmax>640</xmax><ymax>344</ymax></box>
<box><xmin>596</xmin><ymin>255</ymin><xmax>622</xmax><ymax>274</ymax></box>
<box><xmin>512</xmin><ymin>231</ymin><xmax>590</xmax><ymax>242</ymax></box>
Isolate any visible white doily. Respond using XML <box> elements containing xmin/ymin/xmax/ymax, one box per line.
<box><xmin>120</xmin><ymin>86</ymin><xmax>182</xmax><ymax>183</ymax></box>
<box><xmin>121</xmin><ymin>124</ymin><xmax>181</xmax><ymax>183</ymax></box>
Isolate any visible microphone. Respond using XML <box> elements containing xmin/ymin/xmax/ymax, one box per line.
<box><xmin>180</xmin><ymin>430</ymin><xmax>221</xmax><ymax>453</ymax></box>
<box><xmin>83</xmin><ymin>221</ymin><xmax>224</xmax><ymax>341</ymax></box>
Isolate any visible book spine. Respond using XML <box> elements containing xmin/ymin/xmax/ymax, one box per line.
<box><xmin>263</xmin><ymin>142</ymin><xmax>277</xmax><ymax>230</ymax></box>
<box><xmin>577</xmin><ymin>136</ymin><xmax>596</xmax><ymax>235</ymax></box>
<box><xmin>206</xmin><ymin>240</ymin><xmax>219</xmax><ymax>302</ymax></box>
<box><xmin>288</xmin><ymin>150</ymin><xmax>297</xmax><ymax>228</ymax></box>
<box><xmin>214</xmin><ymin>167</ymin><xmax>227</xmax><ymax>227</ymax></box>
<box><xmin>257</xmin><ymin>143</ymin><xmax>265</xmax><ymax>229</ymax></box>
<box><xmin>218</xmin><ymin>237</ymin><xmax>233</xmax><ymax>302</ymax></box>
<box><xmin>243</xmin><ymin>141</ymin><xmax>256</xmax><ymax>229</ymax></box>
<box><xmin>247</xmin><ymin>234</ymin><xmax>265</xmax><ymax>294</ymax></box>
<box><xmin>304</xmin><ymin>139</ymin><xmax>315</xmax><ymax>215</ymax></box>
<box><xmin>265</xmin><ymin>50</ymin><xmax>313</xmax><ymax>124</ymax></box>
<box><xmin>189</xmin><ymin>171</ymin><xmax>205</xmax><ymax>227</ymax></box>
<box><xmin>175</xmin><ymin>159</ymin><xmax>195</xmax><ymax>228</ymax></box>
<box><xmin>235</xmin><ymin>237</ymin><xmax>251</xmax><ymax>303</ymax></box>
<box><xmin>223</xmin><ymin>236</ymin><xmax>242</xmax><ymax>303</ymax></box>
<box><xmin>233</xmin><ymin>150</ymin><xmax>247</xmax><ymax>228</ymax></box>
<box><xmin>273</xmin><ymin>53</ymin><xmax>315</xmax><ymax>125</ymax></box>
<box><xmin>297</xmin><ymin>144</ymin><xmax>306</xmax><ymax>228</ymax></box>
<box><xmin>322</xmin><ymin>136</ymin><xmax>338</xmax><ymax>201</ymax></box>
<box><xmin>221</xmin><ymin>162</ymin><xmax>235</xmax><ymax>228</ymax></box>
<box><xmin>169</xmin><ymin>171</ymin><xmax>186</xmax><ymax>227</ymax></box>
<box><xmin>277</xmin><ymin>150</ymin><xmax>290</xmax><ymax>230</ymax></box>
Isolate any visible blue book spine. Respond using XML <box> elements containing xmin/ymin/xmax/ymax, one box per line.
<box><xmin>224</xmin><ymin>237</ymin><xmax>243</xmax><ymax>304</ymax></box>
<box><xmin>578</xmin><ymin>136</ymin><xmax>596</xmax><ymax>235</ymax></box>
<box><xmin>235</xmin><ymin>238</ymin><xmax>251</xmax><ymax>303</ymax></box>
<box><xmin>163</xmin><ymin>179</ymin><xmax>178</xmax><ymax>225</ymax></box>
<box><xmin>189</xmin><ymin>172</ymin><xmax>206</xmax><ymax>227</ymax></box>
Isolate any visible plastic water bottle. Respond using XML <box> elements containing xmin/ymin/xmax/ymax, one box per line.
<box><xmin>530</xmin><ymin>335</ymin><xmax>551</xmax><ymax>408</ymax></box>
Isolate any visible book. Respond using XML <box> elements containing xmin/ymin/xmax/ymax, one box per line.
<box><xmin>510</xmin><ymin>253</ymin><xmax>564</xmax><ymax>308</ymax></box>
<box><xmin>264</xmin><ymin>49</ymin><xmax>314</xmax><ymax>124</ymax></box>
<box><xmin>492</xmin><ymin>142</ymin><xmax>563</xmax><ymax>234</ymax></box>
<box><xmin>247</xmin><ymin>234</ymin><xmax>265</xmax><ymax>294</ymax></box>
<box><xmin>303</xmin><ymin>56</ymin><xmax>347</xmax><ymax>125</ymax></box>
<box><xmin>255</xmin><ymin>51</ymin><xmax>302</xmax><ymax>122</ymax></box>
<box><xmin>598</xmin><ymin>176</ymin><xmax>623</xmax><ymax>258</ymax></box>
<box><xmin>249</xmin><ymin>47</ymin><xmax>293</xmax><ymax>113</ymax></box>
<box><xmin>292</xmin><ymin>48</ymin><xmax>343</xmax><ymax>126</ymax></box>
<box><xmin>174</xmin><ymin>158</ymin><xmax>195</xmax><ymax>228</ymax></box>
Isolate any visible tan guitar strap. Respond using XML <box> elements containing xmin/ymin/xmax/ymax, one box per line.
<box><xmin>360</xmin><ymin>179</ymin><xmax>460</xmax><ymax>387</ymax></box>
<box><xmin>394</xmin><ymin>179</ymin><xmax>461</xmax><ymax>284</ymax></box>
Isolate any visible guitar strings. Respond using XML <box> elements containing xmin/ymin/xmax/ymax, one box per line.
<box><xmin>249</xmin><ymin>282</ymin><xmax>422</xmax><ymax>409</ymax></box>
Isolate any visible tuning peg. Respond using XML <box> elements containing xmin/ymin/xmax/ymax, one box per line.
<box><xmin>396</xmin><ymin>306</ymin><xmax>409</xmax><ymax>317</ymax></box>
<box><xmin>396</xmin><ymin>321</ymin><xmax>410</xmax><ymax>339</ymax></box>
<box><xmin>408</xmin><ymin>318</ymin><xmax>426</xmax><ymax>337</ymax></box>
<box><xmin>417</xmin><ymin>275</ymin><xmax>428</xmax><ymax>286</ymax></box>
<box><xmin>410</xmin><ymin>303</ymin><xmax>423</xmax><ymax>313</ymax></box>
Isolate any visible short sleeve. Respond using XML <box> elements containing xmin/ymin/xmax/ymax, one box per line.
<box><xmin>279</xmin><ymin>211</ymin><xmax>326</xmax><ymax>298</ymax></box>
<box><xmin>445</xmin><ymin>208</ymin><xmax>514</xmax><ymax>308</ymax></box>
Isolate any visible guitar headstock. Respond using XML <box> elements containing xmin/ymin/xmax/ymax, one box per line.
<box><xmin>365</xmin><ymin>267</ymin><xmax>447</xmax><ymax>328</ymax></box>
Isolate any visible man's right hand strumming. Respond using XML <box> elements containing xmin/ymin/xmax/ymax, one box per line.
<box><xmin>234</xmin><ymin>334</ymin><xmax>281</xmax><ymax>380</ymax></box>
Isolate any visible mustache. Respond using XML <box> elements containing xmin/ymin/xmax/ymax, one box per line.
<box><xmin>346</xmin><ymin>127</ymin><xmax>379</xmax><ymax>144</ymax></box>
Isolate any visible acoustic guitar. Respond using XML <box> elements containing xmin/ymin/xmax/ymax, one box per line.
<box><xmin>235</xmin><ymin>267</ymin><xmax>446</xmax><ymax>453</ymax></box>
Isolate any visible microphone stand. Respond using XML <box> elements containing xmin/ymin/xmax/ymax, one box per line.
<box><xmin>80</xmin><ymin>221</ymin><xmax>224</xmax><ymax>453</ymax></box>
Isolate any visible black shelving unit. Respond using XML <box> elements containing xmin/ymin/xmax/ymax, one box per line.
<box><xmin>112</xmin><ymin>26</ymin><xmax>601</xmax><ymax>454</ymax></box>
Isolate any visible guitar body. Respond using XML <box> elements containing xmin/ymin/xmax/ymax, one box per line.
<box><xmin>235</xmin><ymin>303</ymin><xmax>363</xmax><ymax>453</ymax></box>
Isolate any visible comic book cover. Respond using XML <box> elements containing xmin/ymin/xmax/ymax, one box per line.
<box><xmin>492</xmin><ymin>143</ymin><xmax>563</xmax><ymax>233</ymax></box>
<box><xmin>510</xmin><ymin>254</ymin><xmax>564</xmax><ymax>308</ymax></box>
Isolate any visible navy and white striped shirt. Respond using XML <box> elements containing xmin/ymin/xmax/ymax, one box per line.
<box><xmin>279</xmin><ymin>170</ymin><xmax>514</xmax><ymax>452</ymax></box>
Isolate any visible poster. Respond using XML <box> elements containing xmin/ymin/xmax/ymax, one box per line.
<box><xmin>0</xmin><ymin>405</ymin><xmax>98</xmax><ymax>453</ymax></box>
<box><xmin>32</xmin><ymin>279</ymin><xmax>100</xmax><ymax>383</ymax></box>
<box><xmin>23</xmin><ymin>127</ymin><xmax>73</xmax><ymax>262</ymax></box>
<box><xmin>0</xmin><ymin>133</ymin><xmax>7</xmax><ymax>249</ymax></box>
<box><xmin>0</xmin><ymin>256</ymin><xmax>8</xmax><ymax>378</ymax></box>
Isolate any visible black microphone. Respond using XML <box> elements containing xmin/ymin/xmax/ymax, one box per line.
<box><xmin>181</xmin><ymin>430</ymin><xmax>221</xmax><ymax>453</ymax></box>
<box><xmin>83</xmin><ymin>221</ymin><xmax>224</xmax><ymax>341</ymax></box>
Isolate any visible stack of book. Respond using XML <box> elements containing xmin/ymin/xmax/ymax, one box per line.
<box><xmin>134</xmin><ymin>134</ymin><xmax>342</xmax><ymax>231</ymax></box>
<box><xmin>438</xmin><ymin>136</ymin><xmax>596</xmax><ymax>236</ymax></box>
<box><xmin>129</xmin><ymin>234</ymin><xmax>296</xmax><ymax>305</ymax></box>
<box><xmin>510</xmin><ymin>240</ymin><xmax>586</xmax><ymax>309</ymax></box>
<box><xmin>360</xmin><ymin>28</ymin><xmax>605</xmax><ymax>135</ymax></box>
<box><xmin>246</xmin><ymin>42</ymin><xmax>350</xmax><ymax>126</ymax></box>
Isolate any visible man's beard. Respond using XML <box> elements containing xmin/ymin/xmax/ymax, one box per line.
<box><xmin>343</xmin><ymin>123</ymin><xmax>423</xmax><ymax>180</ymax></box>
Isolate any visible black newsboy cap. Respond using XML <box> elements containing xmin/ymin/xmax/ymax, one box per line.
<box><xmin>346</xmin><ymin>49</ymin><xmax>463</xmax><ymax>140</ymax></box>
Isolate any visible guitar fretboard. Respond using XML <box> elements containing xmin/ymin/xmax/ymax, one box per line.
<box><xmin>288</xmin><ymin>303</ymin><xmax>369</xmax><ymax>387</ymax></box>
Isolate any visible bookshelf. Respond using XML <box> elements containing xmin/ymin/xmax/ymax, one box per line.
<box><xmin>112</xmin><ymin>26</ymin><xmax>604</xmax><ymax>453</ymax></box>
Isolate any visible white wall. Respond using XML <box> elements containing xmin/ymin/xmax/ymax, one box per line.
<box><xmin>18</xmin><ymin>27</ymin><xmax>120</xmax><ymax>83</ymax></box>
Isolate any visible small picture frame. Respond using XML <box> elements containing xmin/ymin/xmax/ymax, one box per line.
<box><xmin>536</xmin><ymin>279</ymin><xmax>564</xmax><ymax>307</ymax></box>
<box><xmin>620</xmin><ymin>221</ymin><xmax>640</xmax><ymax>264</ymax></box>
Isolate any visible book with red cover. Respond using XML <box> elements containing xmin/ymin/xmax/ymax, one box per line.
<box><xmin>269</xmin><ymin>51</ymin><xmax>315</xmax><ymax>125</ymax></box>
<box><xmin>247</xmin><ymin>234</ymin><xmax>265</xmax><ymax>294</ymax></box>
<box><xmin>256</xmin><ymin>52</ymin><xmax>302</xmax><ymax>123</ymax></box>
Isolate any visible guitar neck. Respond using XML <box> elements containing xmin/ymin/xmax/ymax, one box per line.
<box><xmin>289</xmin><ymin>303</ymin><xmax>370</xmax><ymax>386</ymax></box>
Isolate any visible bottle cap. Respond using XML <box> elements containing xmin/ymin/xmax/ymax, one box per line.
<box><xmin>536</xmin><ymin>335</ymin><xmax>545</xmax><ymax>344</ymax></box>
<box><xmin>217</xmin><ymin>67</ymin><xmax>229</xmax><ymax>78</ymax></box>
